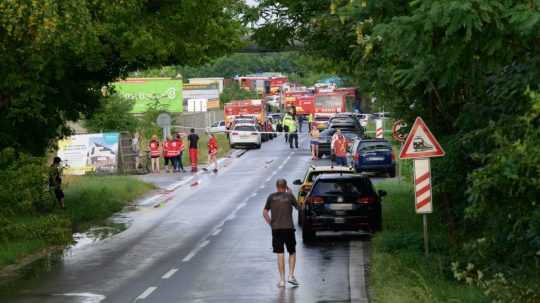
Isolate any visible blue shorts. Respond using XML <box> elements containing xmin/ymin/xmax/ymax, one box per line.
<box><xmin>310</xmin><ymin>140</ymin><xmax>319</xmax><ymax>145</ymax></box>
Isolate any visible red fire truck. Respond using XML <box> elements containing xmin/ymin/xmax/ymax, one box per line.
<box><xmin>237</xmin><ymin>75</ymin><xmax>288</xmax><ymax>95</ymax></box>
<box><xmin>314</xmin><ymin>92</ymin><xmax>349</xmax><ymax>114</ymax></box>
<box><xmin>224</xmin><ymin>99</ymin><xmax>266</xmax><ymax>124</ymax></box>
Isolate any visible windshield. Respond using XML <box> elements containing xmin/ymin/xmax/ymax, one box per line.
<box><xmin>358</xmin><ymin>141</ymin><xmax>392</xmax><ymax>151</ymax></box>
<box><xmin>315</xmin><ymin>116</ymin><xmax>330</xmax><ymax>121</ymax></box>
<box><xmin>311</xmin><ymin>179</ymin><xmax>374</xmax><ymax>196</ymax></box>
<box><xmin>235</xmin><ymin>126</ymin><xmax>256</xmax><ymax>131</ymax></box>
<box><xmin>307</xmin><ymin>170</ymin><xmax>354</xmax><ymax>182</ymax></box>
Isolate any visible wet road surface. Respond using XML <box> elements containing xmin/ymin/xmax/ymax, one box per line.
<box><xmin>1</xmin><ymin>133</ymin><xmax>378</xmax><ymax>303</ymax></box>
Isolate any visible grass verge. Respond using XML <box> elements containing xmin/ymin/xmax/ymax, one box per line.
<box><xmin>178</xmin><ymin>133</ymin><xmax>230</xmax><ymax>165</ymax></box>
<box><xmin>0</xmin><ymin>176</ymin><xmax>154</xmax><ymax>269</ymax></box>
<box><xmin>370</xmin><ymin>180</ymin><xmax>488</xmax><ymax>303</ymax></box>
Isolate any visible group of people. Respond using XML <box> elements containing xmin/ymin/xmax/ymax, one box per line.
<box><xmin>148</xmin><ymin>129</ymin><xmax>219</xmax><ymax>174</ymax></box>
<box><xmin>276</xmin><ymin>111</ymin><xmax>312</xmax><ymax>149</ymax></box>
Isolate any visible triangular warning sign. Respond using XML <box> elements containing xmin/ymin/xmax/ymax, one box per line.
<box><xmin>399</xmin><ymin>117</ymin><xmax>445</xmax><ymax>159</ymax></box>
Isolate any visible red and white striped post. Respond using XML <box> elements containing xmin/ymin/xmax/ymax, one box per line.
<box><xmin>414</xmin><ymin>158</ymin><xmax>432</xmax><ymax>256</ymax></box>
<box><xmin>376</xmin><ymin>119</ymin><xmax>384</xmax><ymax>138</ymax></box>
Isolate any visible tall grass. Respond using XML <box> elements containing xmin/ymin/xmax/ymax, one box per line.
<box><xmin>370</xmin><ymin>180</ymin><xmax>488</xmax><ymax>303</ymax></box>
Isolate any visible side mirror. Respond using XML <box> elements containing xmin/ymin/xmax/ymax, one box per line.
<box><xmin>378</xmin><ymin>190</ymin><xmax>387</xmax><ymax>198</ymax></box>
<box><xmin>293</xmin><ymin>179</ymin><xmax>302</xmax><ymax>186</ymax></box>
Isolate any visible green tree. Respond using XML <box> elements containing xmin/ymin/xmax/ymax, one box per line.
<box><xmin>84</xmin><ymin>96</ymin><xmax>139</xmax><ymax>134</ymax></box>
<box><xmin>0</xmin><ymin>0</ymin><xmax>246</xmax><ymax>155</ymax></box>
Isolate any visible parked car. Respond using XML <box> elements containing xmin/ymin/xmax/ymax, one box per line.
<box><xmin>229</xmin><ymin>124</ymin><xmax>262</xmax><ymax>149</ymax></box>
<box><xmin>313</xmin><ymin>114</ymin><xmax>331</xmax><ymax>130</ymax></box>
<box><xmin>293</xmin><ymin>165</ymin><xmax>356</xmax><ymax>226</ymax></box>
<box><xmin>351</xmin><ymin>138</ymin><xmax>396</xmax><ymax>177</ymax></box>
<box><xmin>353</xmin><ymin>113</ymin><xmax>373</xmax><ymax>127</ymax></box>
<box><xmin>300</xmin><ymin>174</ymin><xmax>387</xmax><ymax>241</ymax></box>
<box><xmin>209</xmin><ymin>120</ymin><xmax>226</xmax><ymax>133</ymax></box>
<box><xmin>373</xmin><ymin>112</ymin><xmax>391</xmax><ymax>119</ymax></box>
<box><xmin>317</xmin><ymin>128</ymin><xmax>362</xmax><ymax>158</ymax></box>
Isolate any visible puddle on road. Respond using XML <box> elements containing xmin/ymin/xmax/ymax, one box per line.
<box><xmin>0</xmin><ymin>213</ymin><xmax>132</xmax><ymax>296</ymax></box>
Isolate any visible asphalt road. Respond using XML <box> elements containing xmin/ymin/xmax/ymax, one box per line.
<box><xmin>1</xmin><ymin>133</ymin><xmax>374</xmax><ymax>303</ymax></box>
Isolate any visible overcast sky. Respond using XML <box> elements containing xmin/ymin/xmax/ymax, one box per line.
<box><xmin>245</xmin><ymin>0</ymin><xmax>258</xmax><ymax>7</ymax></box>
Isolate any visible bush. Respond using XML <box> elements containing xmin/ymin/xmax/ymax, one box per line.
<box><xmin>84</xmin><ymin>96</ymin><xmax>139</xmax><ymax>134</ymax></box>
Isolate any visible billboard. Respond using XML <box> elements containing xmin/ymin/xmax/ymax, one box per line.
<box><xmin>114</xmin><ymin>78</ymin><xmax>183</xmax><ymax>113</ymax></box>
<box><xmin>57</xmin><ymin>133</ymin><xmax>120</xmax><ymax>175</ymax></box>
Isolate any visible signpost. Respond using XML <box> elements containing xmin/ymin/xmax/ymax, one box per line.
<box><xmin>392</xmin><ymin>120</ymin><xmax>407</xmax><ymax>182</ymax></box>
<box><xmin>399</xmin><ymin>117</ymin><xmax>445</xmax><ymax>256</ymax></box>
<box><xmin>375</xmin><ymin>119</ymin><xmax>384</xmax><ymax>138</ymax></box>
<box><xmin>156</xmin><ymin>113</ymin><xmax>172</xmax><ymax>140</ymax></box>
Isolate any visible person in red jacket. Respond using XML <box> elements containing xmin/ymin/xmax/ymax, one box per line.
<box><xmin>163</xmin><ymin>135</ymin><xmax>175</xmax><ymax>173</ymax></box>
<box><xmin>149</xmin><ymin>135</ymin><xmax>160</xmax><ymax>173</ymax></box>
<box><xmin>174</xmin><ymin>133</ymin><xmax>185</xmax><ymax>173</ymax></box>
<box><xmin>207</xmin><ymin>133</ymin><xmax>219</xmax><ymax>173</ymax></box>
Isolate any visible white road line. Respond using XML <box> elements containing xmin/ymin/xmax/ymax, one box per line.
<box><xmin>182</xmin><ymin>249</ymin><xmax>199</xmax><ymax>262</ymax></box>
<box><xmin>57</xmin><ymin>293</ymin><xmax>105</xmax><ymax>303</ymax></box>
<box><xmin>266</xmin><ymin>177</ymin><xmax>272</xmax><ymax>182</ymax></box>
<box><xmin>199</xmin><ymin>240</ymin><xmax>210</xmax><ymax>248</ymax></box>
<box><xmin>235</xmin><ymin>202</ymin><xmax>247</xmax><ymax>211</ymax></box>
<box><xmin>349</xmin><ymin>241</ymin><xmax>370</xmax><ymax>303</ymax></box>
<box><xmin>250</xmin><ymin>193</ymin><xmax>257</xmax><ymax>198</ymax></box>
<box><xmin>161</xmin><ymin>268</ymin><xmax>178</xmax><ymax>279</ymax></box>
<box><xmin>136</xmin><ymin>287</ymin><xmax>158</xmax><ymax>300</ymax></box>
<box><xmin>212</xmin><ymin>228</ymin><xmax>222</xmax><ymax>236</ymax></box>
<box><xmin>259</xmin><ymin>185</ymin><xmax>265</xmax><ymax>189</ymax></box>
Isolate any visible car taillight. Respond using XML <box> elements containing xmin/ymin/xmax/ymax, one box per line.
<box><xmin>306</xmin><ymin>196</ymin><xmax>324</xmax><ymax>204</ymax></box>
<box><xmin>356</xmin><ymin>196</ymin><xmax>375</xmax><ymax>204</ymax></box>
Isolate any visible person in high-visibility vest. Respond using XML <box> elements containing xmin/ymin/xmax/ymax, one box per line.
<box><xmin>333</xmin><ymin>133</ymin><xmax>348</xmax><ymax>166</ymax></box>
<box><xmin>149</xmin><ymin>135</ymin><xmax>161</xmax><ymax>173</ymax></box>
<box><xmin>163</xmin><ymin>135</ymin><xmax>175</xmax><ymax>173</ymax></box>
<box><xmin>283</xmin><ymin>115</ymin><xmax>298</xmax><ymax>149</ymax></box>
<box><xmin>207</xmin><ymin>133</ymin><xmax>219</xmax><ymax>173</ymax></box>
<box><xmin>307</xmin><ymin>113</ymin><xmax>313</xmax><ymax>129</ymax></box>
<box><xmin>174</xmin><ymin>133</ymin><xmax>185</xmax><ymax>173</ymax></box>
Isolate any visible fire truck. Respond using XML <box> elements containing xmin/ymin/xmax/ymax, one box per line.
<box><xmin>237</xmin><ymin>75</ymin><xmax>288</xmax><ymax>95</ymax></box>
<box><xmin>224</xmin><ymin>99</ymin><xmax>266</xmax><ymax>124</ymax></box>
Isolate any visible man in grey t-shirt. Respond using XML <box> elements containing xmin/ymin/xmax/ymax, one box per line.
<box><xmin>263</xmin><ymin>179</ymin><xmax>299</xmax><ymax>287</ymax></box>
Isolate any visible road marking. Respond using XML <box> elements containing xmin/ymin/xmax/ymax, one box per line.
<box><xmin>161</xmin><ymin>268</ymin><xmax>178</xmax><ymax>279</ymax></box>
<box><xmin>259</xmin><ymin>185</ymin><xmax>265</xmax><ymax>189</ymax></box>
<box><xmin>182</xmin><ymin>249</ymin><xmax>198</xmax><ymax>262</ymax></box>
<box><xmin>212</xmin><ymin>228</ymin><xmax>222</xmax><ymax>236</ymax></box>
<box><xmin>349</xmin><ymin>241</ymin><xmax>370</xmax><ymax>303</ymax></box>
<box><xmin>57</xmin><ymin>293</ymin><xmax>105</xmax><ymax>303</ymax></box>
<box><xmin>235</xmin><ymin>202</ymin><xmax>247</xmax><ymax>211</ymax></box>
<box><xmin>199</xmin><ymin>240</ymin><xmax>210</xmax><ymax>248</ymax></box>
<box><xmin>136</xmin><ymin>287</ymin><xmax>158</xmax><ymax>300</ymax></box>
<box><xmin>250</xmin><ymin>193</ymin><xmax>257</xmax><ymax>198</ymax></box>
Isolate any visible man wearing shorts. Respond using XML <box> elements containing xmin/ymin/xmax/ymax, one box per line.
<box><xmin>263</xmin><ymin>179</ymin><xmax>300</xmax><ymax>287</ymax></box>
<box><xmin>49</xmin><ymin>157</ymin><xmax>65</xmax><ymax>209</ymax></box>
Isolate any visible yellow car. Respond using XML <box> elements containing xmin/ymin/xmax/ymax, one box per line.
<box><xmin>293</xmin><ymin>165</ymin><xmax>356</xmax><ymax>225</ymax></box>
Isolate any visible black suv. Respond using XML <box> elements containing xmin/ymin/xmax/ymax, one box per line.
<box><xmin>300</xmin><ymin>174</ymin><xmax>386</xmax><ymax>241</ymax></box>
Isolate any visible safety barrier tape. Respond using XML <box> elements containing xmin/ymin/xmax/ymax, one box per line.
<box><xmin>170</xmin><ymin>124</ymin><xmax>393</xmax><ymax>136</ymax></box>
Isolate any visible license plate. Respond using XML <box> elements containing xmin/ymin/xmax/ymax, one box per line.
<box><xmin>328</xmin><ymin>204</ymin><xmax>353</xmax><ymax>210</ymax></box>
<box><xmin>368</xmin><ymin>157</ymin><xmax>384</xmax><ymax>161</ymax></box>
<box><xmin>334</xmin><ymin>218</ymin><xmax>345</xmax><ymax>224</ymax></box>
<box><xmin>240</xmin><ymin>134</ymin><xmax>249</xmax><ymax>138</ymax></box>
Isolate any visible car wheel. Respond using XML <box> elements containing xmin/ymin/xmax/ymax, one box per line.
<box><xmin>255</xmin><ymin>144</ymin><xmax>261</xmax><ymax>149</ymax></box>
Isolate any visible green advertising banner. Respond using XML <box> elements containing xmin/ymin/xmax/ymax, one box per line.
<box><xmin>114</xmin><ymin>78</ymin><xmax>183</xmax><ymax>113</ymax></box>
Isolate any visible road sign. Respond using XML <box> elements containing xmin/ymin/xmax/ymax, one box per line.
<box><xmin>392</xmin><ymin>120</ymin><xmax>407</xmax><ymax>142</ymax></box>
<box><xmin>414</xmin><ymin>159</ymin><xmax>432</xmax><ymax>214</ymax></box>
<box><xmin>399</xmin><ymin>117</ymin><xmax>445</xmax><ymax>159</ymax></box>
<box><xmin>156</xmin><ymin>113</ymin><xmax>172</xmax><ymax>127</ymax></box>
<box><xmin>375</xmin><ymin>119</ymin><xmax>384</xmax><ymax>138</ymax></box>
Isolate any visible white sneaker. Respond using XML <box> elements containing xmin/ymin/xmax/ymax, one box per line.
<box><xmin>277</xmin><ymin>281</ymin><xmax>285</xmax><ymax>288</ymax></box>
<box><xmin>288</xmin><ymin>276</ymin><xmax>299</xmax><ymax>286</ymax></box>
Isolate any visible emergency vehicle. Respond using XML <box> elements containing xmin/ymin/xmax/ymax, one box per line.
<box><xmin>237</xmin><ymin>75</ymin><xmax>288</xmax><ymax>95</ymax></box>
<box><xmin>224</xmin><ymin>99</ymin><xmax>267</xmax><ymax>125</ymax></box>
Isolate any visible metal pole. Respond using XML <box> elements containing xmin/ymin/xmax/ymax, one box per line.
<box><xmin>398</xmin><ymin>143</ymin><xmax>402</xmax><ymax>183</ymax></box>
<box><xmin>423</xmin><ymin>214</ymin><xmax>429</xmax><ymax>256</ymax></box>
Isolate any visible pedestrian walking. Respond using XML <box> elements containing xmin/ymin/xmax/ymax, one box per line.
<box><xmin>174</xmin><ymin>133</ymin><xmax>185</xmax><ymax>172</ymax></box>
<box><xmin>333</xmin><ymin>132</ymin><xmax>348</xmax><ymax>166</ymax></box>
<box><xmin>310</xmin><ymin>126</ymin><xmax>320</xmax><ymax>160</ymax></box>
<box><xmin>207</xmin><ymin>133</ymin><xmax>218</xmax><ymax>173</ymax></box>
<box><xmin>283</xmin><ymin>114</ymin><xmax>298</xmax><ymax>149</ymax></box>
<box><xmin>149</xmin><ymin>135</ymin><xmax>160</xmax><ymax>173</ymax></box>
<box><xmin>49</xmin><ymin>157</ymin><xmax>65</xmax><ymax>209</ymax></box>
<box><xmin>263</xmin><ymin>179</ymin><xmax>300</xmax><ymax>288</ymax></box>
<box><xmin>188</xmin><ymin>128</ymin><xmax>200</xmax><ymax>172</ymax></box>
<box><xmin>163</xmin><ymin>135</ymin><xmax>175</xmax><ymax>173</ymax></box>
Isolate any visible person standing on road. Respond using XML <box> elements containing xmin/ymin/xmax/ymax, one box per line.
<box><xmin>284</xmin><ymin>115</ymin><xmax>298</xmax><ymax>149</ymax></box>
<box><xmin>207</xmin><ymin>133</ymin><xmax>219</xmax><ymax>173</ymax></box>
<box><xmin>333</xmin><ymin>132</ymin><xmax>348</xmax><ymax>166</ymax></box>
<box><xmin>263</xmin><ymin>179</ymin><xmax>300</xmax><ymax>288</ymax></box>
<box><xmin>149</xmin><ymin>135</ymin><xmax>160</xmax><ymax>173</ymax></box>
<box><xmin>297</xmin><ymin>115</ymin><xmax>304</xmax><ymax>133</ymax></box>
<box><xmin>310</xmin><ymin>126</ymin><xmax>320</xmax><ymax>160</ymax></box>
<box><xmin>163</xmin><ymin>135</ymin><xmax>175</xmax><ymax>173</ymax></box>
<box><xmin>188</xmin><ymin>128</ymin><xmax>200</xmax><ymax>173</ymax></box>
<box><xmin>174</xmin><ymin>133</ymin><xmax>185</xmax><ymax>173</ymax></box>
<box><xmin>49</xmin><ymin>157</ymin><xmax>65</xmax><ymax>209</ymax></box>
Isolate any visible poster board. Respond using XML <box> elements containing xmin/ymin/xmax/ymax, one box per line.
<box><xmin>57</xmin><ymin>133</ymin><xmax>120</xmax><ymax>175</ymax></box>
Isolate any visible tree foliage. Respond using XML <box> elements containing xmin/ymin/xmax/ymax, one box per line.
<box><xmin>83</xmin><ymin>96</ymin><xmax>139</xmax><ymax>134</ymax></box>
<box><xmin>255</xmin><ymin>0</ymin><xmax>540</xmax><ymax>298</ymax></box>
<box><xmin>219</xmin><ymin>82</ymin><xmax>259</xmax><ymax>106</ymax></box>
<box><xmin>0</xmin><ymin>0</ymin><xmax>246</xmax><ymax>155</ymax></box>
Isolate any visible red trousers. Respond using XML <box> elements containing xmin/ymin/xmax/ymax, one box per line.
<box><xmin>189</xmin><ymin>148</ymin><xmax>198</xmax><ymax>170</ymax></box>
